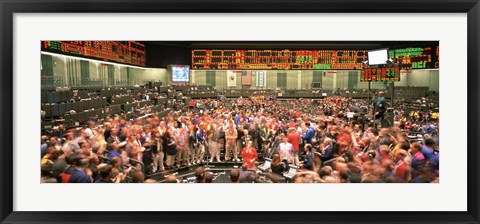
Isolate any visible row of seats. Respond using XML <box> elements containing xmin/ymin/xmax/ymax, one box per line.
<box><xmin>279</xmin><ymin>91</ymin><xmax>325</xmax><ymax>98</ymax></box>
<box><xmin>387</xmin><ymin>86</ymin><xmax>429</xmax><ymax>100</ymax></box>
<box><xmin>109</xmin><ymin>94</ymin><xmax>162</xmax><ymax>104</ymax></box>
<box><xmin>42</xmin><ymin>94</ymin><xmax>169</xmax><ymax>119</ymax></box>
<box><xmin>109</xmin><ymin>95</ymin><xmax>138</xmax><ymax>105</ymax></box>
<box><xmin>99</xmin><ymin>88</ymin><xmax>130</xmax><ymax>97</ymax></box>
<box><xmin>41</xmin><ymin>105</ymin><xmax>171</xmax><ymax>133</ymax></box>
<box><xmin>158</xmin><ymin>86</ymin><xmax>171</xmax><ymax>94</ymax></box>
<box><xmin>41</xmin><ymin>98</ymin><xmax>108</xmax><ymax>118</ymax></box>
<box><xmin>224</xmin><ymin>92</ymin><xmax>242</xmax><ymax>98</ymax></box>
<box><xmin>122</xmin><ymin>100</ymin><xmax>153</xmax><ymax>112</ymax></box>
<box><xmin>41</xmin><ymin>90</ymin><xmax>90</xmax><ymax>104</ymax></box>
<box><xmin>172</xmin><ymin>85</ymin><xmax>192</xmax><ymax>92</ymax></box>
<box><xmin>63</xmin><ymin>108</ymin><xmax>106</xmax><ymax>124</ymax></box>
<box><xmin>41</xmin><ymin>86</ymin><xmax>154</xmax><ymax>104</ymax></box>
<box><xmin>146</xmin><ymin>81</ymin><xmax>163</xmax><ymax>90</ymax></box>
<box><xmin>188</xmin><ymin>92</ymin><xmax>218</xmax><ymax>99</ymax></box>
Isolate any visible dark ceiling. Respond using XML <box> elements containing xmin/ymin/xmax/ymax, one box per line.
<box><xmin>142</xmin><ymin>41</ymin><xmax>438</xmax><ymax>50</ymax></box>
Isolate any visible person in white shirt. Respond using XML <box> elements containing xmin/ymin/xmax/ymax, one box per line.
<box><xmin>296</xmin><ymin>123</ymin><xmax>304</xmax><ymax>136</ymax></box>
<box><xmin>278</xmin><ymin>136</ymin><xmax>294</xmax><ymax>164</ymax></box>
<box><xmin>134</xmin><ymin>133</ymin><xmax>144</xmax><ymax>162</ymax></box>
<box><xmin>175</xmin><ymin>127</ymin><xmax>189</xmax><ymax>168</ymax></box>
<box><xmin>85</xmin><ymin>121</ymin><xmax>95</xmax><ymax>138</ymax></box>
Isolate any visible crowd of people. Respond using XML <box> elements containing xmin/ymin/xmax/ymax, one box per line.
<box><xmin>40</xmin><ymin>93</ymin><xmax>440</xmax><ymax>183</ymax></box>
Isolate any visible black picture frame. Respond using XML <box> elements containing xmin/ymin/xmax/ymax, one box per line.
<box><xmin>1</xmin><ymin>0</ymin><xmax>479</xmax><ymax>223</ymax></box>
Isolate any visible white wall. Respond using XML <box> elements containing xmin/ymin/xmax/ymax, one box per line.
<box><xmin>44</xmin><ymin>53</ymin><xmax>168</xmax><ymax>87</ymax></box>
<box><xmin>189</xmin><ymin>69</ymin><xmax>439</xmax><ymax>91</ymax></box>
<box><xmin>128</xmin><ymin>67</ymin><xmax>168</xmax><ymax>85</ymax></box>
<box><xmin>191</xmin><ymin>70</ymin><xmax>207</xmax><ymax>85</ymax></box>
<box><xmin>52</xmin><ymin>55</ymin><xmax>67</xmax><ymax>83</ymax></box>
<box><xmin>407</xmin><ymin>70</ymin><xmax>439</xmax><ymax>91</ymax></box>
<box><xmin>300</xmin><ymin>71</ymin><xmax>313</xmax><ymax>89</ymax></box>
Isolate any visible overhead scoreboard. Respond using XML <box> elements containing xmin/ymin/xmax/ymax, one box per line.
<box><xmin>191</xmin><ymin>46</ymin><xmax>439</xmax><ymax>71</ymax></box>
<box><xmin>41</xmin><ymin>41</ymin><xmax>146</xmax><ymax>67</ymax></box>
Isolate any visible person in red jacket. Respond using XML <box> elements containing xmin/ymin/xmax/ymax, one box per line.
<box><xmin>287</xmin><ymin>127</ymin><xmax>301</xmax><ymax>166</ymax></box>
<box><xmin>241</xmin><ymin>141</ymin><xmax>258</xmax><ymax>169</ymax></box>
<box><xmin>393</xmin><ymin>149</ymin><xmax>411</xmax><ymax>183</ymax></box>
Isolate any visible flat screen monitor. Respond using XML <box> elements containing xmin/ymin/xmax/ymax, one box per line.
<box><xmin>264</xmin><ymin>160</ymin><xmax>271</xmax><ymax>168</ymax></box>
<box><xmin>288</xmin><ymin>167</ymin><xmax>297</xmax><ymax>175</ymax></box>
<box><xmin>368</xmin><ymin>49</ymin><xmax>389</xmax><ymax>65</ymax></box>
<box><xmin>171</xmin><ymin>65</ymin><xmax>190</xmax><ymax>82</ymax></box>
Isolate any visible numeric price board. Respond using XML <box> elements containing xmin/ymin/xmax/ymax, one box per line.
<box><xmin>41</xmin><ymin>41</ymin><xmax>146</xmax><ymax>66</ymax></box>
<box><xmin>192</xmin><ymin>49</ymin><xmax>368</xmax><ymax>70</ymax></box>
<box><xmin>192</xmin><ymin>44</ymin><xmax>439</xmax><ymax>71</ymax></box>
<box><xmin>360</xmin><ymin>67</ymin><xmax>400</xmax><ymax>82</ymax></box>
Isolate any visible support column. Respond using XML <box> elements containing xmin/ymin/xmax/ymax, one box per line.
<box><xmin>297</xmin><ymin>70</ymin><xmax>302</xmax><ymax>89</ymax></box>
<box><xmin>332</xmin><ymin>72</ymin><xmax>337</xmax><ymax>90</ymax></box>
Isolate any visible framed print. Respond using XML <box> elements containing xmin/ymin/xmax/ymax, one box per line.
<box><xmin>1</xmin><ymin>0</ymin><xmax>479</xmax><ymax>223</ymax></box>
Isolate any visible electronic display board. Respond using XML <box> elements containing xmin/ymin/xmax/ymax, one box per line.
<box><xmin>388</xmin><ymin>46</ymin><xmax>438</xmax><ymax>70</ymax></box>
<box><xmin>192</xmin><ymin>49</ymin><xmax>367</xmax><ymax>70</ymax></box>
<box><xmin>360</xmin><ymin>67</ymin><xmax>400</xmax><ymax>82</ymax></box>
<box><xmin>41</xmin><ymin>41</ymin><xmax>146</xmax><ymax>66</ymax></box>
<box><xmin>192</xmin><ymin>44</ymin><xmax>439</xmax><ymax>71</ymax></box>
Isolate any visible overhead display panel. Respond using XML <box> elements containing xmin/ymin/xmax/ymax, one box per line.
<box><xmin>192</xmin><ymin>44</ymin><xmax>439</xmax><ymax>70</ymax></box>
<box><xmin>192</xmin><ymin>49</ymin><xmax>368</xmax><ymax>70</ymax></box>
<box><xmin>360</xmin><ymin>67</ymin><xmax>401</xmax><ymax>82</ymax></box>
<box><xmin>41</xmin><ymin>41</ymin><xmax>146</xmax><ymax>66</ymax></box>
<box><xmin>388</xmin><ymin>46</ymin><xmax>438</xmax><ymax>70</ymax></box>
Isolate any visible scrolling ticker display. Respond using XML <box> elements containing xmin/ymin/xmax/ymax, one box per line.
<box><xmin>41</xmin><ymin>41</ymin><xmax>146</xmax><ymax>67</ymax></box>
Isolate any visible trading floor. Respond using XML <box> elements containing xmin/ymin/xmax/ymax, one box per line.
<box><xmin>40</xmin><ymin>41</ymin><xmax>440</xmax><ymax>184</ymax></box>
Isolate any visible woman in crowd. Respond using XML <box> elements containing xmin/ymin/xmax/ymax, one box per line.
<box><xmin>241</xmin><ymin>141</ymin><xmax>258</xmax><ymax>170</ymax></box>
<box><xmin>270</xmin><ymin>153</ymin><xmax>286</xmax><ymax>176</ymax></box>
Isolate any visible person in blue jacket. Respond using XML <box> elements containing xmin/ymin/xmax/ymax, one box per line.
<box><xmin>301</xmin><ymin>122</ymin><xmax>316</xmax><ymax>145</ymax></box>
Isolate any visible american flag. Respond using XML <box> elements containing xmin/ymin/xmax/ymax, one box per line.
<box><xmin>241</xmin><ymin>70</ymin><xmax>252</xmax><ymax>85</ymax></box>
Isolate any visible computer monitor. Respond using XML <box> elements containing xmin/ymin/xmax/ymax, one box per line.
<box><xmin>263</xmin><ymin>160</ymin><xmax>271</xmax><ymax>168</ymax></box>
<box><xmin>287</xmin><ymin>167</ymin><xmax>297</xmax><ymax>175</ymax></box>
<box><xmin>367</xmin><ymin>49</ymin><xmax>389</xmax><ymax>65</ymax></box>
<box><xmin>259</xmin><ymin>159</ymin><xmax>272</xmax><ymax>172</ymax></box>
